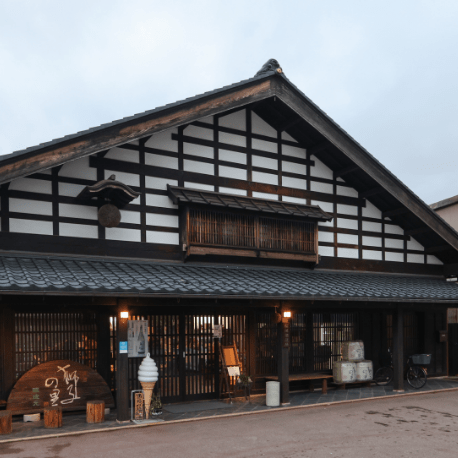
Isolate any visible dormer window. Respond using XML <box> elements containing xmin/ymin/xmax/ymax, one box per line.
<box><xmin>168</xmin><ymin>186</ymin><xmax>332</xmax><ymax>264</ymax></box>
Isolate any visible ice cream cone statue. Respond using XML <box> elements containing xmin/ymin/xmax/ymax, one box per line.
<box><xmin>138</xmin><ymin>353</ymin><xmax>159</xmax><ymax>419</ymax></box>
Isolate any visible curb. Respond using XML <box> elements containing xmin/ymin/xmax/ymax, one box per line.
<box><xmin>2</xmin><ymin>385</ymin><xmax>458</xmax><ymax>444</ymax></box>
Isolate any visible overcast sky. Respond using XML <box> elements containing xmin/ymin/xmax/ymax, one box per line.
<box><xmin>1</xmin><ymin>0</ymin><xmax>457</xmax><ymax>204</ymax></box>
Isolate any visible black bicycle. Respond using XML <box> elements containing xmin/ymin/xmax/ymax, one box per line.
<box><xmin>374</xmin><ymin>350</ymin><xmax>431</xmax><ymax>389</ymax></box>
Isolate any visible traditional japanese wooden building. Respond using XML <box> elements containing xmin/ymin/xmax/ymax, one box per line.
<box><xmin>1</xmin><ymin>59</ymin><xmax>458</xmax><ymax>421</ymax></box>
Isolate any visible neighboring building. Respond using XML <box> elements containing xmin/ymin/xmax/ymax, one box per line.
<box><xmin>431</xmin><ymin>195</ymin><xmax>458</xmax><ymax>232</ymax></box>
<box><xmin>2</xmin><ymin>59</ymin><xmax>458</xmax><ymax>420</ymax></box>
<box><xmin>431</xmin><ymin>195</ymin><xmax>458</xmax><ymax>375</ymax></box>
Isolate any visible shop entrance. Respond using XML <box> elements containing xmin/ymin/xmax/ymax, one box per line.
<box><xmin>125</xmin><ymin>313</ymin><xmax>246</xmax><ymax>403</ymax></box>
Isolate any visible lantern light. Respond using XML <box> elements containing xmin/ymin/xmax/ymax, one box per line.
<box><xmin>120</xmin><ymin>311</ymin><xmax>129</xmax><ymax>319</ymax></box>
<box><xmin>283</xmin><ymin>311</ymin><xmax>292</xmax><ymax>318</ymax></box>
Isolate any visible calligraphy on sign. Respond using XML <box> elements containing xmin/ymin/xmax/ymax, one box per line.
<box><xmin>44</xmin><ymin>364</ymin><xmax>81</xmax><ymax>406</ymax></box>
<box><xmin>6</xmin><ymin>360</ymin><xmax>115</xmax><ymax>415</ymax></box>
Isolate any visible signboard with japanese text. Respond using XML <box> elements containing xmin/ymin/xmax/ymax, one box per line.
<box><xmin>128</xmin><ymin>320</ymin><xmax>148</xmax><ymax>357</ymax></box>
<box><xmin>6</xmin><ymin>360</ymin><xmax>114</xmax><ymax>415</ymax></box>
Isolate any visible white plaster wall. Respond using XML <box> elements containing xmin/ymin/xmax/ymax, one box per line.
<box><xmin>252</xmin><ymin>171</ymin><xmax>278</xmax><ymax>185</ymax></box>
<box><xmin>252</xmin><ymin>112</ymin><xmax>276</xmax><ymax>137</ymax></box>
<box><xmin>10</xmin><ymin>177</ymin><xmax>52</xmax><ymax>194</ymax></box>
<box><xmin>219</xmin><ymin>166</ymin><xmax>247</xmax><ymax>180</ymax></box>
<box><xmin>146</xmin><ymin>214</ymin><xmax>178</xmax><ymax>228</ymax></box>
<box><xmin>282</xmin><ymin>161</ymin><xmax>306</xmax><ymax>175</ymax></box>
<box><xmin>146</xmin><ymin>231</ymin><xmax>179</xmax><ymax>245</ymax></box>
<box><xmin>219</xmin><ymin>110</ymin><xmax>245</xmax><ymax>131</ymax></box>
<box><xmin>105</xmin><ymin>147</ymin><xmax>139</xmax><ymax>163</ymax></box>
<box><xmin>219</xmin><ymin>187</ymin><xmax>247</xmax><ymax>196</ymax></box>
<box><xmin>283</xmin><ymin>176</ymin><xmax>307</xmax><ymax>190</ymax></box>
<box><xmin>104</xmin><ymin>170</ymin><xmax>139</xmax><ymax>187</ymax></box>
<box><xmin>145</xmin><ymin>194</ymin><xmax>177</xmax><ymax>209</ymax></box>
<box><xmin>252</xmin><ymin>138</ymin><xmax>277</xmax><ymax>153</ymax></box>
<box><xmin>59</xmin><ymin>223</ymin><xmax>98</xmax><ymax>239</ymax></box>
<box><xmin>219</xmin><ymin>150</ymin><xmax>246</xmax><ymax>164</ymax></box>
<box><xmin>183</xmin><ymin>143</ymin><xmax>213</xmax><ymax>159</ymax></box>
<box><xmin>10</xmin><ymin>198</ymin><xmax>52</xmax><ymax>216</ymax></box>
<box><xmin>283</xmin><ymin>144</ymin><xmax>306</xmax><ymax>159</ymax></box>
<box><xmin>105</xmin><ymin>227</ymin><xmax>141</xmax><ymax>242</ymax></box>
<box><xmin>310</xmin><ymin>181</ymin><xmax>333</xmax><ymax>194</ymax></box>
<box><xmin>186</xmin><ymin>125</ymin><xmax>214</xmax><ymax>141</ymax></box>
<box><xmin>10</xmin><ymin>219</ymin><xmax>53</xmax><ymax>235</ymax></box>
<box><xmin>184</xmin><ymin>159</ymin><xmax>214</xmax><ymax>175</ymax></box>
<box><xmin>220</xmin><ymin>132</ymin><xmax>246</xmax><ymax>148</ymax></box>
<box><xmin>145</xmin><ymin>153</ymin><xmax>178</xmax><ymax>169</ymax></box>
<box><xmin>252</xmin><ymin>155</ymin><xmax>277</xmax><ymax>170</ymax></box>
<box><xmin>252</xmin><ymin>192</ymin><xmax>278</xmax><ymax>200</ymax></box>
<box><xmin>60</xmin><ymin>156</ymin><xmax>97</xmax><ymax>180</ymax></box>
<box><xmin>145</xmin><ymin>128</ymin><xmax>178</xmax><ymax>152</ymax></box>
<box><xmin>59</xmin><ymin>203</ymin><xmax>98</xmax><ymax>220</ymax></box>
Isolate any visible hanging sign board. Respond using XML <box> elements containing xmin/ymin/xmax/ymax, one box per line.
<box><xmin>128</xmin><ymin>320</ymin><xmax>148</xmax><ymax>357</ymax></box>
<box><xmin>119</xmin><ymin>341</ymin><xmax>128</xmax><ymax>354</ymax></box>
<box><xmin>213</xmin><ymin>324</ymin><xmax>222</xmax><ymax>339</ymax></box>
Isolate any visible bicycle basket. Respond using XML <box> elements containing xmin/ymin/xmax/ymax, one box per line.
<box><xmin>411</xmin><ymin>354</ymin><xmax>431</xmax><ymax>365</ymax></box>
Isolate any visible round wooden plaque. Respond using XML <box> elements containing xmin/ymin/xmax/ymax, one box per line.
<box><xmin>98</xmin><ymin>204</ymin><xmax>121</xmax><ymax>227</ymax></box>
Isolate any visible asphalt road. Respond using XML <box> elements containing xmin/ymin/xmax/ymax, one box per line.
<box><xmin>2</xmin><ymin>391</ymin><xmax>458</xmax><ymax>458</ymax></box>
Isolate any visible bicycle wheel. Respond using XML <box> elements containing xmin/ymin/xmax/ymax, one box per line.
<box><xmin>407</xmin><ymin>366</ymin><xmax>427</xmax><ymax>389</ymax></box>
<box><xmin>374</xmin><ymin>366</ymin><xmax>394</xmax><ymax>386</ymax></box>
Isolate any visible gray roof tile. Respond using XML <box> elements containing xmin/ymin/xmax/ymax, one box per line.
<box><xmin>0</xmin><ymin>254</ymin><xmax>456</xmax><ymax>302</ymax></box>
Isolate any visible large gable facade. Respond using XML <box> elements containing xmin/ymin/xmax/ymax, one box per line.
<box><xmin>1</xmin><ymin>60</ymin><xmax>457</xmax><ymax>419</ymax></box>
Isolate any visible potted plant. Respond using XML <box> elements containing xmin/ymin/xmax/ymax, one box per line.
<box><xmin>150</xmin><ymin>394</ymin><xmax>163</xmax><ymax>416</ymax></box>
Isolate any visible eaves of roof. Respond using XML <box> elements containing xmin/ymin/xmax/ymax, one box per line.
<box><xmin>0</xmin><ymin>254</ymin><xmax>457</xmax><ymax>303</ymax></box>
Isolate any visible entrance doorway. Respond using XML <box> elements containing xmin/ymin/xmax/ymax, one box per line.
<box><xmin>122</xmin><ymin>313</ymin><xmax>246</xmax><ymax>403</ymax></box>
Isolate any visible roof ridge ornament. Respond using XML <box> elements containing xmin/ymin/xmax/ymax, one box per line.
<box><xmin>255</xmin><ymin>59</ymin><xmax>283</xmax><ymax>76</ymax></box>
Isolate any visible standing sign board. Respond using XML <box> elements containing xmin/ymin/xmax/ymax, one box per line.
<box><xmin>213</xmin><ymin>324</ymin><xmax>222</xmax><ymax>339</ymax></box>
<box><xmin>6</xmin><ymin>360</ymin><xmax>114</xmax><ymax>415</ymax></box>
<box><xmin>128</xmin><ymin>320</ymin><xmax>148</xmax><ymax>357</ymax></box>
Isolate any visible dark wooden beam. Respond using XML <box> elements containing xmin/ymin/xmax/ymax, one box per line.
<box><xmin>271</xmin><ymin>77</ymin><xmax>458</xmax><ymax>252</ymax></box>
<box><xmin>307</xmin><ymin>141</ymin><xmax>331</xmax><ymax>157</ymax></box>
<box><xmin>382</xmin><ymin>208</ymin><xmax>409</xmax><ymax>219</ymax></box>
<box><xmin>392</xmin><ymin>307</ymin><xmax>404</xmax><ymax>392</ymax></box>
<box><xmin>334</xmin><ymin>165</ymin><xmax>359</xmax><ymax>179</ymax></box>
<box><xmin>0</xmin><ymin>79</ymin><xmax>275</xmax><ymax>186</ymax></box>
<box><xmin>405</xmin><ymin>227</ymin><xmax>433</xmax><ymax>236</ymax></box>
<box><xmin>116</xmin><ymin>303</ymin><xmax>130</xmax><ymax>422</ymax></box>
<box><xmin>278</xmin><ymin>117</ymin><xmax>301</xmax><ymax>132</ymax></box>
<box><xmin>425</xmin><ymin>245</ymin><xmax>452</xmax><ymax>254</ymax></box>
<box><xmin>361</xmin><ymin>187</ymin><xmax>385</xmax><ymax>199</ymax></box>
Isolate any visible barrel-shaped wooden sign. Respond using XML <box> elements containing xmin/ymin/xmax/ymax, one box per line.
<box><xmin>7</xmin><ymin>360</ymin><xmax>114</xmax><ymax>415</ymax></box>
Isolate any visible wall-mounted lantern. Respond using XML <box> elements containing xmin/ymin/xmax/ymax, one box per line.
<box><xmin>77</xmin><ymin>175</ymin><xmax>141</xmax><ymax>228</ymax></box>
<box><xmin>120</xmin><ymin>311</ymin><xmax>129</xmax><ymax>320</ymax></box>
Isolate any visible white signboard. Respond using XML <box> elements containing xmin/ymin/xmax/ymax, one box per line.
<box><xmin>213</xmin><ymin>324</ymin><xmax>222</xmax><ymax>339</ymax></box>
<box><xmin>128</xmin><ymin>320</ymin><xmax>148</xmax><ymax>357</ymax></box>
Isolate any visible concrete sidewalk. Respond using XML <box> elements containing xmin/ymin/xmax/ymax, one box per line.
<box><xmin>2</xmin><ymin>377</ymin><xmax>458</xmax><ymax>443</ymax></box>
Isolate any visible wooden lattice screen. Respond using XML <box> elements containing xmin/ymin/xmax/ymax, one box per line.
<box><xmin>188</xmin><ymin>209</ymin><xmax>316</xmax><ymax>254</ymax></box>
<box><xmin>15</xmin><ymin>312</ymin><xmax>97</xmax><ymax>381</ymax></box>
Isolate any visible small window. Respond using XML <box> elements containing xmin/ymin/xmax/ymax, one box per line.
<box><xmin>186</xmin><ymin>207</ymin><xmax>318</xmax><ymax>262</ymax></box>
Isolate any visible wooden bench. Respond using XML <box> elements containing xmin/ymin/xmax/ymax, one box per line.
<box><xmin>334</xmin><ymin>380</ymin><xmax>373</xmax><ymax>390</ymax></box>
<box><xmin>265</xmin><ymin>373</ymin><xmax>334</xmax><ymax>394</ymax></box>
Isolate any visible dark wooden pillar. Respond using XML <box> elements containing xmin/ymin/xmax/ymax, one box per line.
<box><xmin>277</xmin><ymin>318</ymin><xmax>290</xmax><ymax>404</ymax></box>
<box><xmin>305</xmin><ymin>311</ymin><xmax>314</xmax><ymax>373</ymax></box>
<box><xmin>116</xmin><ymin>304</ymin><xmax>130</xmax><ymax>422</ymax></box>
<box><xmin>96</xmin><ymin>312</ymin><xmax>111</xmax><ymax>385</ymax></box>
<box><xmin>392</xmin><ymin>306</ymin><xmax>404</xmax><ymax>392</ymax></box>
<box><xmin>0</xmin><ymin>307</ymin><xmax>15</xmax><ymax>400</ymax></box>
<box><xmin>247</xmin><ymin>311</ymin><xmax>257</xmax><ymax>383</ymax></box>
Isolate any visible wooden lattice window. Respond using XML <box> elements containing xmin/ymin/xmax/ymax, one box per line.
<box><xmin>186</xmin><ymin>207</ymin><xmax>318</xmax><ymax>262</ymax></box>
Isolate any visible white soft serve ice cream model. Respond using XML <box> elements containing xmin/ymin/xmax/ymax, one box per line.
<box><xmin>138</xmin><ymin>353</ymin><xmax>159</xmax><ymax>418</ymax></box>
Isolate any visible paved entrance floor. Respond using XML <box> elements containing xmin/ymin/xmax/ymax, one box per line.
<box><xmin>2</xmin><ymin>377</ymin><xmax>458</xmax><ymax>443</ymax></box>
